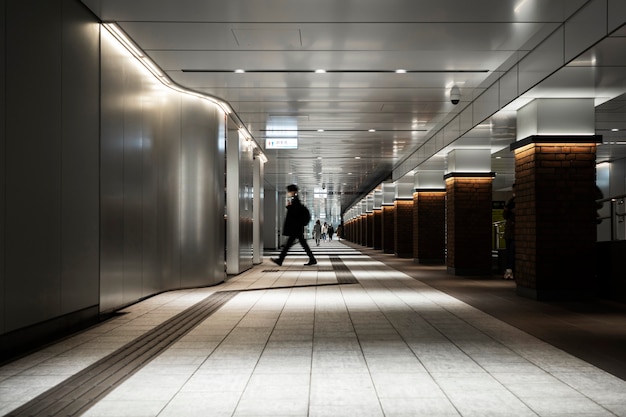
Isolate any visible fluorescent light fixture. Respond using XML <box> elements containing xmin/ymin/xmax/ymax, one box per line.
<box><xmin>368</xmin><ymin>129</ymin><xmax>376</xmax><ymax>132</ymax></box>
<box><xmin>395</xmin><ymin>69</ymin><xmax>407</xmax><ymax>73</ymax></box>
<box><xmin>315</xmin><ymin>69</ymin><xmax>327</xmax><ymax>73</ymax></box>
<box><xmin>317</xmin><ymin>129</ymin><xmax>324</xmax><ymax>132</ymax></box>
<box><xmin>103</xmin><ymin>23</ymin><xmax>144</xmax><ymax>58</ymax></box>
<box><xmin>239</xmin><ymin>128</ymin><xmax>251</xmax><ymax>140</ymax></box>
<box><xmin>234</xmin><ymin>69</ymin><xmax>245</xmax><ymax>73</ymax></box>
<box><xmin>611</xmin><ymin>128</ymin><xmax>619</xmax><ymax>132</ymax></box>
<box><xmin>142</xmin><ymin>57</ymin><xmax>165</xmax><ymax>78</ymax></box>
<box><xmin>103</xmin><ymin>22</ymin><xmax>254</xmax><ymax>146</ymax></box>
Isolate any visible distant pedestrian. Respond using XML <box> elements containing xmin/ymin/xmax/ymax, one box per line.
<box><xmin>328</xmin><ymin>224</ymin><xmax>334</xmax><ymax>241</ymax></box>
<box><xmin>336</xmin><ymin>224</ymin><xmax>343</xmax><ymax>241</ymax></box>
<box><xmin>313</xmin><ymin>220</ymin><xmax>322</xmax><ymax>246</ymax></box>
<box><xmin>271</xmin><ymin>184</ymin><xmax>317</xmax><ymax>266</ymax></box>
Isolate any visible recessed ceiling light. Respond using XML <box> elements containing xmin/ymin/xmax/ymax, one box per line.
<box><xmin>611</xmin><ymin>128</ymin><xmax>619</xmax><ymax>132</ymax></box>
<box><xmin>315</xmin><ymin>69</ymin><xmax>326</xmax><ymax>74</ymax></box>
<box><xmin>317</xmin><ymin>129</ymin><xmax>324</xmax><ymax>132</ymax></box>
<box><xmin>395</xmin><ymin>69</ymin><xmax>407</xmax><ymax>73</ymax></box>
<box><xmin>355</xmin><ymin>156</ymin><xmax>361</xmax><ymax>159</ymax></box>
<box><xmin>368</xmin><ymin>129</ymin><xmax>376</xmax><ymax>132</ymax></box>
<box><xmin>348</xmin><ymin>172</ymin><xmax>353</xmax><ymax>175</ymax></box>
<box><xmin>234</xmin><ymin>69</ymin><xmax>245</xmax><ymax>73</ymax></box>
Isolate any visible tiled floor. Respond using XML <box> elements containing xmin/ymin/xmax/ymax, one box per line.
<box><xmin>1</xmin><ymin>241</ymin><xmax>626</xmax><ymax>416</ymax></box>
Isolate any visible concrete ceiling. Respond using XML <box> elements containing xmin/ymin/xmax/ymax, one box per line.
<box><xmin>81</xmin><ymin>0</ymin><xmax>626</xmax><ymax>214</ymax></box>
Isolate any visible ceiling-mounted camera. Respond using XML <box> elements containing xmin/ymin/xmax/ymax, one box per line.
<box><xmin>450</xmin><ymin>85</ymin><xmax>460</xmax><ymax>105</ymax></box>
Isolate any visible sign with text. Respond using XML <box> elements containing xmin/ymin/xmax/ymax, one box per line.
<box><xmin>265</xmin><ymin>138</ymin><xmax>298</xmax><ymax>149</ymax></box>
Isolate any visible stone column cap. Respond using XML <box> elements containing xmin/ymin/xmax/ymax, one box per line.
<box><xmin>510</xmin><ymin>135</ymin><xmax>602</xmax><ymax>151</ymax></box>
<box><xmin>443</xmin><ymin>172</ymin><xmax>495</xmax><ymax>179</ymax></box>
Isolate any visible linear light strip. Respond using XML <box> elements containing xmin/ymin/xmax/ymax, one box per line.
<box><xmin>102</xmin><ymin>23</ymin><xmax>267</xmax><ymax>163</ymax></box>
<box><xmin>182</xmin><ymin>69</ymin><xmax>490</xmax><ymax>74</ymax></box>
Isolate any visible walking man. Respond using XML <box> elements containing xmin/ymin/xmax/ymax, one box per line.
<box><xmin>272</xmin><ymin>184</ymin><xmax>317</xmax><ymax>266</ymax></box>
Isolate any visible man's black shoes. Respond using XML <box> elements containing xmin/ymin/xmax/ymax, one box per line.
<box><xmin>304</xmin><ymin>260</ymin><xmax>317</xmax><ymax>266</ymax></box>
<box><xmin>271</xmin><ymin>258</ymin><xmax>283</xmax><ymax>266</ymax></box>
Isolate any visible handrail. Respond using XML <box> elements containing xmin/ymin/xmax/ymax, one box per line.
<box><xmin>596</xmin><ymin>193</ymin><xmax>626</xmax><ymax>241</ymax></box>
<box><xmin>596</xmin><ymin>193</ymin><xmax>626</xmax><ymax>204</ymax></box>
<box><xmin>492</xmin><ymin>220</ymin><xmax>506</xmax><ymax>250</ymax></box>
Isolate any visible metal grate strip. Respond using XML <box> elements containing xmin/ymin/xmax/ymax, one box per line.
<box><xmin>329</xmin><ymin>256</ymin><xmax>359</xmax><ymax>284</ymax></box>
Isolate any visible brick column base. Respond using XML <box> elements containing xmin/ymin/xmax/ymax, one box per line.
<box><xmin>367</xmin><ymin>213</ymin><xmax>374</xmax><ymax>247</ymax></box>
<box><xmin>373</xmin><ymin>209</ymin><xmax>382</xmax><ymax>250</ymax></box>
<box><xmin>394</xmin><ymin>199</ymin><xmax>413</xmax><ymax>258</ymax></box>
<box><xmin>413</xmin><ymin>191</ymin><xmax>446</xmax><ymax>264</ymax></box>
<box><xmin>382</xmin><ymin>205</ymin><xmax>395</xmax><ymax>254</ymax></box>
<box><xmin>511</xmin><ymin>136</ymin><xmax>600</xmax><ymax>300</ymax></box>
<box><xmin>445</xmin><ymin>174</ymin><xmax>493</xmax><ymax>275</ymax></box>
<box><xmin>359</xmin><ymin>216</ymin><xmax>364</xmax><ymax>245</ymax></box>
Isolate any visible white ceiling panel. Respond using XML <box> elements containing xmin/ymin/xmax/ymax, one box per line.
<box><xmin>122</xmin><ymin>22</ymin><xmax>551</xmax><ymax>52</ymax></box>
<box><xmin>81</xmin><ymin>0</ymin><xmax>626</xmax><ymax>211</ymax></box>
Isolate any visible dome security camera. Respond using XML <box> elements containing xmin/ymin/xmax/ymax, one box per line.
<box><xmin>450</xmin><ymin>85</ymin><xmax>460</xmax><ymax>105</ymax></box>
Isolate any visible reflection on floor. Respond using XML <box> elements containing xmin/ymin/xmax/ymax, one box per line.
<box><xmin>1</xmin><ymin>240</ymin><xmax>625</xmax><ymax>416</ymax></box>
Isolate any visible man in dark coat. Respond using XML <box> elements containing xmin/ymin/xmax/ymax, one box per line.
<box><xmin>271</xmin><ymin>184</ymin><xmax>317</xmax><ymax>266</ymax></box>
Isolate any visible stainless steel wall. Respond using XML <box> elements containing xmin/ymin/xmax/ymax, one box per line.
<box><xmin>263</xmin><ymin>189</ymin><xmax>279</xmax><ymax>250</ymax></box>
<box><xmin>100</xmin><ymin>28</ymin><xmax>226</xmax><ymax>313</ymax></box>
<box><xmin>1</xmin><ymin>0</ymin><xmax>100</xmax><ymax>335</ymax></box>
<box><xmin>253</xmin><ymin>157</ymin><xmax>264</xmax><ymax>264</ymax></box>
<box><xmin>226</xmin><ymin>129</ymin><xmax>254</xmax><ymax>274</ymax></box>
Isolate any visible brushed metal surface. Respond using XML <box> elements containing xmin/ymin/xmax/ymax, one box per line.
<box><xmin>2</xmin><ymin>0</ymin><xmax>100</xmax><ymax>332</ymax></box>
<box><xmin>226</xmin><ymin>129</ymin><xmax>254</xmax><ymax>274</ymax></box>
<box><xmin>100</xmin><ymin>28</ymin><xmax>226</xmax><ymax>313</ymax></box>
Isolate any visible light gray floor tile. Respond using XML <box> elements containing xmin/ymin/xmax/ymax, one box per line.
<box><xmin>82</xmin><ymin>399</ymin><xmax>169</xmax><ymax>417</ymax></box>
<box><xmin>3</xmin><ymin>243</ymin><xmax>626</xmax><ymax>417</ymax></box>
<box><xmin>379</xmin><ymin>397</ymin><xmax>461</xmax><ymax>417</ymax></box>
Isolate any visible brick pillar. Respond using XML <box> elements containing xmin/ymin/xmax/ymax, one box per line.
<box><xmin>373</xmin><ymin>209</ymin><xmax>382</xmax><ymax>250</ymax></box>
<box><xmin>394</xmin><ymin>199</ymin><xmax>413</xmax><ymax>257</ymax></box>
<box><xmin>511</xmin><ymin>136</ymin><xmax>600</xmax><ymax>300</ymax></box>
<box><xmin>367</xmin><ymin>213</ymin><xmax>374</xmax><ymax>247</ymax></box>
<box><xmin>381</xmin><ymin>205</ymin><xmax>395</xmax><ymax>254</ymax></box>
<box><xmin>349</xmin><ymin>219</ymin><xmax>355</xmax><ymax>242</ymax></box>
<box><xmin>360</xmin><ymin>214</ymin><xmax>367</xmax><ymax>246</ymax></box>
<box><xmin>445</xmin><ymin>174</ymin><xmax>493</xmax><ymax>275</ymax></box>
<box><xmin>413</xmin><ymin>191</ymin><xmax>446</xmax><ymax>264</ymax></box>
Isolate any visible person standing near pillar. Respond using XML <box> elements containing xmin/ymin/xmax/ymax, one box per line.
<box><xmin>272</xmin><ymin>184</ymin><xmax>317</xmax><ymax>266</ymax></box>
<box><xmin>503</xmin><ymin>183</ymin><xmax>516</xmax><ymax>280</ymax></box>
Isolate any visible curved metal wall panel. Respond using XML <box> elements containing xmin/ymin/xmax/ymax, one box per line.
<box><xmin>239</xmin><ymin>136</ymin><xmax>254</xmax><ymax>272</ymax></box>
<box><xmin>180</xmin><ymin>97</ymin><xmax>226</xmax><ymax>287</ymax></box>
<box><xmin>100</xmin><ymin>29</ymin><xmax>225</xmax><ymax>313</ymax></box>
